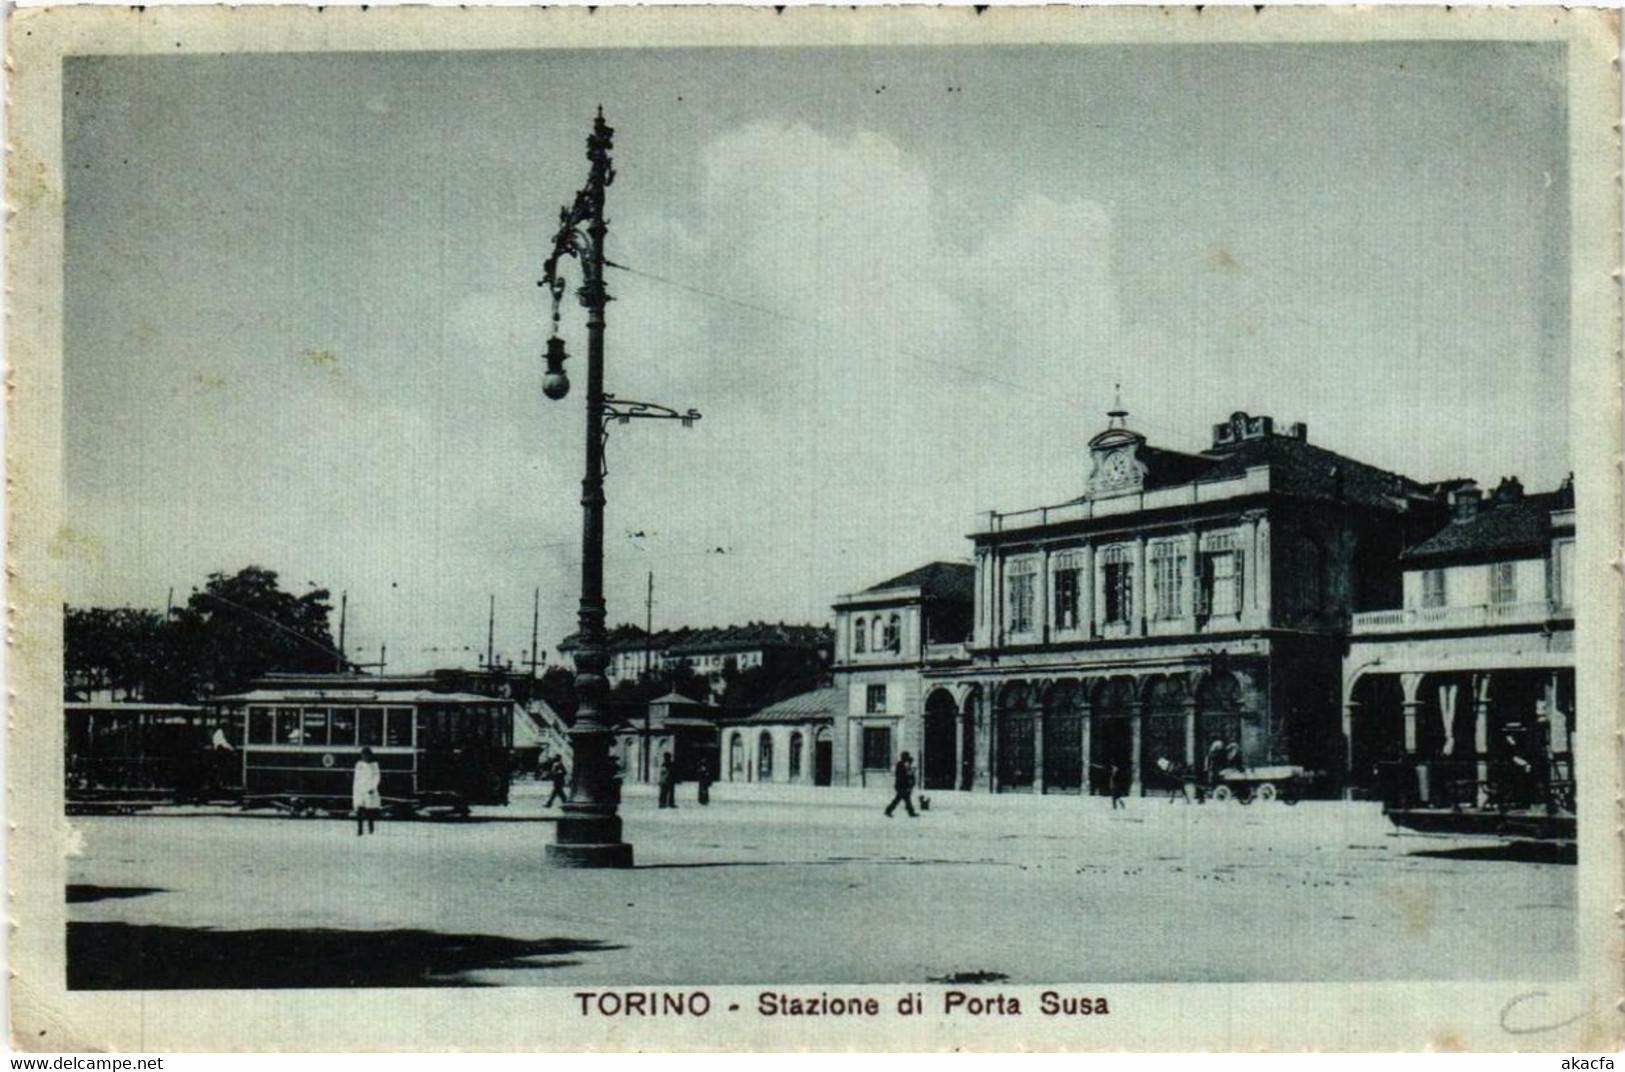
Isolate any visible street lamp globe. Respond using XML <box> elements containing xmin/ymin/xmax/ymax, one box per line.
<box><xmin>542</xmin><ymin>335</ymin><xmax>571</xmax><ymax>400</ymax></box>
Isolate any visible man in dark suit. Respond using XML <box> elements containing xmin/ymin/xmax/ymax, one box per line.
<box><xmin>884</xmin><ymin>751</ymin><xmax>918</xmax><ymax>818</ymax></box>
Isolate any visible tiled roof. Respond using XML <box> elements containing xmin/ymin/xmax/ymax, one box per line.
<box><xmin>860</xmin><ymin>561</ymin><xmax>976</xmax><ymax>603</ymax></box>
<box><xmin>1198</xmin><ymin>434</ymin><xmax>1434</xmax><ymax>513</ymax></box>
<box><xmin>561</xmin><ymin>622</ymin><xmax>832</xmax><ymax>656</ymax></box>
<box><xmin>1403</xmin><ymin>488</ymin><xmax>1572</xmax><ymax>563</ymax></box>
<box><xmin>729</xmin><ymin>685</ymin><xmax>841</xmax><ymax>725</ymax></box>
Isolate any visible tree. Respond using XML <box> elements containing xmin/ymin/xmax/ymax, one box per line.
<box><xmin>175</xmin><ymin>567</ymin><xmax>339</xmax><ymax>695</ymax></box>
<box><xmin>64</xmin><ymin>605</ymin><xmax>167</xmax><ymax>700</ymax></box>
<box><xmin>536</xmin><ymin>665</ymin><xmax>580</xmax><ymax>723</ymax></box>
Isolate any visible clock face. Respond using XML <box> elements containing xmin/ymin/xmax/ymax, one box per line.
<box><xmin>1102</xmin><ymin>450</ymin><xmax>1135</xmax><ymax>485</ymax></box>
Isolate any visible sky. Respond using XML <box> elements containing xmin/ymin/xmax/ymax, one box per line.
<box><xmin>63</xmin><ymin>41</ymin><xmax>1571</xmax><ymax>673</ymax></box>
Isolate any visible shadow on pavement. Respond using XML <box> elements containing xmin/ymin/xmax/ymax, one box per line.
<box><xmin>68</xmin><ymin>923</ymin><xmax>623</xmax><ymax>989</ymax></box>
<box><xmin>66</xmin><ymin>885</ymin><xmax>167</xmax><ymax>904</ymax></box>
<box><xmin>1409</xmin><ymin>841</ymin><xmax>1576</xmax><ymax>865</ymax></box>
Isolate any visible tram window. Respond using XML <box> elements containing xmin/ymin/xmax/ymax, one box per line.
<box><xmin>359</xmin><ymin>707</ymin><xmax>385</xmax><ymax>746</ymax></box>
<box><xmin>455</xmin><ymin>709</ymin><xmax>486</xmax><ymax>745</ymax></box>
<box><xmin>301</xmin><ymin>708</ymin><xmax>330</xmax><ymax>746</ymax></box>
<box><xmin>249</xmin><ymin>707</ymin><xmax>274</xmax><ymax>744</ymax></box>
<box><xmin>385</xmin><ymin>709</ymin><xmax>413</xmax><ymax>747</ymax></box>
<box><xmin>329</xmin><ymin>707</ymin><xmax>357</xmax><ymax>746</ymax></box>
<box><xmin>275</xmin><ymin>707</ymin><xmax>302</xmax><ymax>744</ymax></box>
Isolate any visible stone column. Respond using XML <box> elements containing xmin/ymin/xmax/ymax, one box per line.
<box><xmin>1133</xmin><ymin>536</ymin><xmax>1148</xmax><ymax>636</ymax></box>
<box><xmin>1400</xmin><ymin>672</ymin><xmax>1425</xmax><ymax>804</ymax></box>
<box><xmin>1079</xmin><ymin>702</ymin><xmax>1093</xmax><ymax>798</ymax></box>
<box><xmin>1545</xmin><ymin>671</ymin><xmax>1568</xmax><ymax>757</ymax></box>
<box><xmin>1186</xmin><ymin>530</ymin><xmax>1201</xmax><ymax>626</ymax></box>
<box><xmin>1082</xmin><ymin>543</ymin><xmax>1097</xmax><ymax>638</ymax></box>
<box><xmin>985</xmin><ymin>681</ymin><xmax>999</xmax><ymax>793</ymax></box>
<box><xmin>1249</xmin><ymin>513</ymin><xmax>1272</xmax><ymax>623</ymax></box>
<box><xmin>1040</xmin><ymin>547</ymin><xmax>1052</xmax><ymax>644</ymax></box>
<box><xmin>1473</xmin><ymin>673</ymin><xmax>1493</xmax><ymax>804</ymax></box>
<box><xmin>1341</xmin><ymin>701</ymin><xmax>1358</xmax><ymax>800</ymax></box>
<box><xmin>1032</xmin><ymin>696</ymin><xmax>1046</xmax><ymax>794</ymax></box>
<box><xmin>1183</xmin><ymin>700</ymin><xmax>1198</xmax><ymax>768</ymax></box>
<box><xmin>1129</xmin><ymin>701</ymin><xmax>1144</xmax><ymax>796</ymax></box>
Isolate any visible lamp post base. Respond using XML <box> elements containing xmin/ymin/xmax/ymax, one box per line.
<box><xmin>547</xmin><ymin>808</ymin><xmax>634</xmax><ymax>868</ymax></box>
<box><xmin>545</xmin><ymin>841</ymin><xmax>634</xmax><ymax>868</ymax></box>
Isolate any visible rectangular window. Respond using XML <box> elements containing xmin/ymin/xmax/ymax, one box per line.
<box><xmin>866</xmin><ymin>684</ymin><xmax>888</xmax><ymax>714</ymax></box>
<box><xmin>1151</xmin><ymin>545</ymin><xmax>1185</xmax><ymax>620</ymax></box>
<box><xmin>385</xmin><ymin>708</ymin><xmax>413</xmax><ymax>747</ymax></box>
<box><xmin>248</xmin><ymin>707</ymin><xmax>274</xmax><ymax>745</ymax></box>
<box><xmin>862</xmin><ymin>725</ymin><xmax>893</xmax><ymax>771</ymax></box>
<box><xmin>359</xmin><ymin>707</ymin><xmax>385</xmax><ymax>746</ymax></box>
<box><xmin>1554</xmin><ymin>540</ymin><xmax>1574</xmax><ymax>607</ymax></box>
<box><xmin>1104</xmin><ymin>561</ymin><xmax>1134</xmax><ymax>624</ymax></box>
<box><xmin>329</xmin><ymin>707</ymin><xmax>357</xmax><ymax>746</ymax></box>
<box><xmin>1053</xmin><ymin>554</ymin><xmax>1083</xmax><ymax>631</ymax></box>
<box><xmin>275</xmin><ymin>707</ymin><xmax>302</xmax><ymax>744</ymax></box>
<box><xmin>1489</xmin><ymin>561</ymin><xmax>1518</xmax><ymax>605</ymax></box>
<box><xmin>1006</xmin><ymin>560</ymin><xmax>1037</xmax><ymax>634</ymax></box>
<box><xmin>300</xmin><ymin>708</ymin><xmax>330</xmax><ymax>746</ymax></box>
<box><xmin>1201</xmin><ymin>551</ymin><xmax>1242</xmax><ymax>617</ymax></box>
<box><xmin>1422</xmin><ymin>569</ymin><xmax>1447</xmax><ymax>608</ymax></box>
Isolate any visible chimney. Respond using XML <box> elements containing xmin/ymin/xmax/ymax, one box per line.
<box><xmin>1288</xmin><ymin>422</ymin><xmax>1308</xmax><ymax>441</ymax></box>
<box><xmin>1492</xmin><ymin>476</ymin><xmax>1524</xmax><ymax>504</ymax></box>
<box><xmin>1449</xmin><ymin>483</ymin><xmax>1482</xmax><ymax>524</ymax></box>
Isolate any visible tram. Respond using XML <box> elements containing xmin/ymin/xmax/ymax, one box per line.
<box><xmin>66</xmin><ymin>702</ymin><xmax>240</xmax><ymax>810</ymax></box>
<box><xmin>209</xmin><ymin>687</ymin><xmax>513</xmax><ymax>815</ymax></box>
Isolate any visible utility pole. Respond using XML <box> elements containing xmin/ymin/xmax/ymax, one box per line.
<box><xmin>338</xmin><ymin>591</ymin><xmax>348</xmax><ymax>673</ymax></box>
<box><xmin>643</xmin><ymin>570</ymin><xmax>654</xmax><ymax>782</ymax></box>
<box><xmin>530</xmin><ymin>586</ymin><xmax>542</xmax><ymax>683</ymax></box>
<box><xmin>486</xmin><ymin>594</ymin><xmax>496</xmax><ymax>671</ymax></box>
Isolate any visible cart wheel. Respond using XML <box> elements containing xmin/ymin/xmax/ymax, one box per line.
<box><xmin>1256</xmin><ymin>782</ymin><xmax>1278</xmax><ymax>803</ymax></box>
<box><xmin>1212</xmin><ymin>785</ymin><xmax>1233</xmax><ymax>803</ymax></box>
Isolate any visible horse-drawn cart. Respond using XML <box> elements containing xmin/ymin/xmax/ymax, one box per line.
<box><xmin>1210</xmin><ymin>765</ymin><xmax>1317</xmax><ymax>804</ymax></box>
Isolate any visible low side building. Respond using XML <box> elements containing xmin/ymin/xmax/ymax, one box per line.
<box><xmin>828</xmin><ymin>561</ymin><xmax>976</xmax><ymax>789</ymax></box>
<box><xmin>1343</xmin><ymin>477</ymin><xmax>1575</xmax><ymax>805</ymax></box>
<box><xmin>719</xmin><ymin>684</ymin><xmax>838</xmax><ymax>785</ymax></box>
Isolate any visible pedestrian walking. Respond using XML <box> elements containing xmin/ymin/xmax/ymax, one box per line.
<box><xmin>884</xmin><ymin>751</ymin><xmax>918</xmax><ymax>818</ymax></box>
<box><xmin>696</xmin><ymin>759</ymin><xmax>712</xmax><ymax>806</ymax></box>
<box><xmin>1108</xmin><ymin>762</ymin><xmax>1128</xmax><ymax>809</ymax></box>
<box><xmin>657</xmin><ymin>752</ymin><xmax>678</xmax><ymax>809</ymax></box>
<box><xmin>544</xmin><ymin>757</ymin><xmax>570</xmax><ymax>808</ymax></box>
<box><xmin>353</xmin><ymin>747</ymin><xmax>382</xmax><ymax>836</ymax></box>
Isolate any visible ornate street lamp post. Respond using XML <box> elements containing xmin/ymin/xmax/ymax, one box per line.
<box><xmin>540</xmin><ymin>110</ymin><xmax>699</xmax><ymax>868</ymax></box>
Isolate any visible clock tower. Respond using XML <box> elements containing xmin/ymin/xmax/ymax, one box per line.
<box><xmin>1085</xmin><ymin>399</ymin><xmax>1147</xmax><ymax>498</ymax></box>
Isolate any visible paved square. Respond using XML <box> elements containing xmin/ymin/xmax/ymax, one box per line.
<box><xmin>67</xmin><ymin>783</ymin><xmax>1576</xmax><ymax>988</ymax></box>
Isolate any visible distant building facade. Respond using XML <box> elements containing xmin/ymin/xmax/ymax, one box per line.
<box><xmin>828</xmin><ymin>562</ymin><xmax>976</xmax><ymax>789</ymax></box>
<box><xmin>1343</xmin><ymin>476</ymin><xmax>1576</xmax><ymax>805</ymax></box>
<box><xmin>561</xmin><ymin>622</ymin><xmax>832</xmax><ymax>696</ymax></box>
<box><xmin>719</xmin><ymin>685</ymin><xmax>839</xmax><ymax>786</ymax></box>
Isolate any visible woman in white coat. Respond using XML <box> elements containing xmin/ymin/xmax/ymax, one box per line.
<box><xmin>353</xmin><ymin>747</ymin><xmax>383</xmax><ymax>836</ymax></box>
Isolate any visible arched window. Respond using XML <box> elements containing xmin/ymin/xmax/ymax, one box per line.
<box><xmin>885</xmin><ymin>613</ymin><xmax>902</xmax><ymax>653</ymax></box>
<box><xmin>729</xmin><ymin>732</ymin><xmax>744</xmax><ymax>778</ymax></box>
<box><xmin>758</xmin><ymin>731</ymin><xmax>774</xmax><ymax>781</ymax></box>
<box><xmin>789</xmin><ymin>732</ymin><xmax>804</xmax><ymax>781</ymax></box>
<box><xmin>853</xmin><ymin>617</ymin><xmax>867</xmax><ymax>654</ymax></box>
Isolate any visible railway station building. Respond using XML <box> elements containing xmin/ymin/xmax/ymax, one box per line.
<box><xmin>840</xmin><ymin>409</ymin><xmax>1460</xmax><ymax>798</ymax></box>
